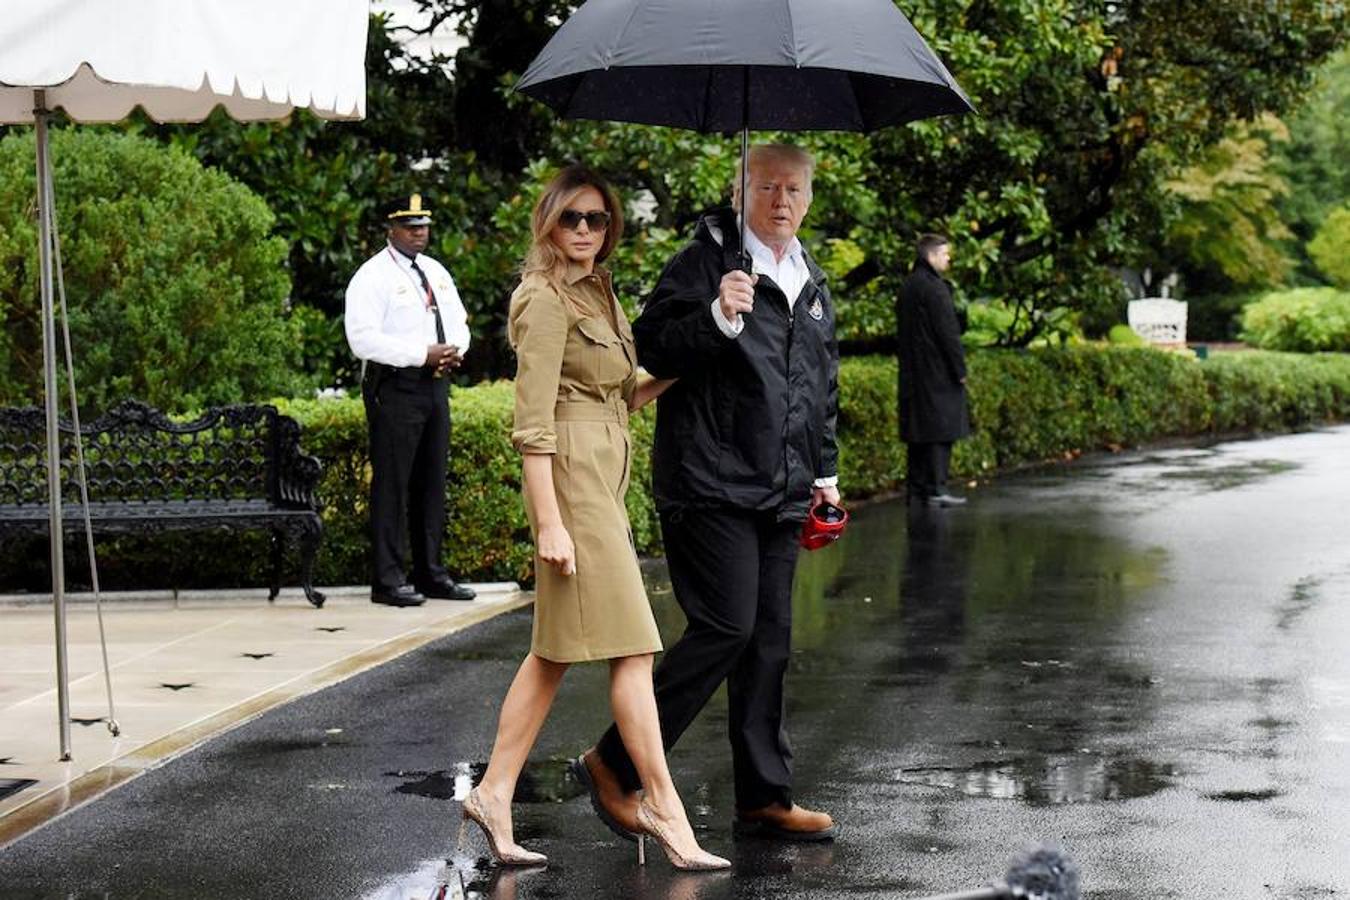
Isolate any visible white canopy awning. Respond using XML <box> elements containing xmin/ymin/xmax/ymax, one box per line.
<box><xmin>0</xmin><ymin>0</ymin><xmax>368</xmax><ymax>124</ymax></box>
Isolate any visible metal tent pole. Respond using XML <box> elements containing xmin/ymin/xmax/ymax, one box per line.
<box><xmin>34</xmin><ymin>89</ymin><xmax>72</xmax><ymax>762</ymax></box>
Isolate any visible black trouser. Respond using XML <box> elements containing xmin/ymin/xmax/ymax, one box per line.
<box><xmin>906</xmin><ymin>441</ymin><xmax>953</xmax><ymax>498</ymax></box>
<box><xmin>596</xmin><ymin>507</ymin><xmax>802</xmax><ymax>811</ymax></box>
<box><xmin>362</xmin><ymin>367</ymin><xmax>450</xmax><ymax>590</ymax></box>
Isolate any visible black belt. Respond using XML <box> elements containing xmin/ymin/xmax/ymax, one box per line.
<box><xmin>365</xmin><ymin>361</ymin><xmax>437</xmax><ymax>385</ymax></box>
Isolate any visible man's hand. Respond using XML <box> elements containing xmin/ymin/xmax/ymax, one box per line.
<box><xmin>425</xmin><ymin>343</ymin><xmax>463</xmax><ymax>373</ymax></box>
<box><xmin>812</xmin><ymin>485</ymin><xmax>841</xmax><ymax>508</ymax></box>
<box><xmin>718</xmin><ymin>270</ymin><xmax>758</xmax><ymax>325</ymax></box>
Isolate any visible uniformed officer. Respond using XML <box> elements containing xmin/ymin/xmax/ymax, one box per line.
<box><xmin>344</xmin><ymin>194</ymin><xmax>477</xmax><ymax>606</ymax></box>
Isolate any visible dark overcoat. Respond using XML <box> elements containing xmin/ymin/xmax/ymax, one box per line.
<box><xmin>896</xmin><ymin>260</ymin><xmax>970</xmax><ymax>443</ymax></box>
<box><xmin>634</xmin><ymin>208</ymin><xmax>840</xmax><ymax>523</ymax></box>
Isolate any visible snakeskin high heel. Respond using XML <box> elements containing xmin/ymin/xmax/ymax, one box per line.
<box><xmin>459</xmin><ymin>788</ymin><xmax>548</xmax><ymax>867</ymax></box>
<box><xmin>635</xmin><ymin>797</ymin><xmax>730</xmax><ymax>871</ymax></box>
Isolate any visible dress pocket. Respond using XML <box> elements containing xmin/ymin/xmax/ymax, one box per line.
<box><xmin>575</xmin><ymin>316</ymin><xmax>617</xmax><ymax>346</ymax></box>
<box><xmin>573</xmin><ymin>316</ymin><xmax>630</xmax><ymax>385</ymax></box>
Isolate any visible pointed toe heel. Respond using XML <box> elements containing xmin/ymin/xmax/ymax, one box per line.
<box><xmin>635</xmin><ymin>799</ymin><xmax>730</xmax><ymax>871</ymax></box>
<box><xmin>461</xmin><ymin>788</ymin><xmax>548</xmax><ymax>867</ymax></box>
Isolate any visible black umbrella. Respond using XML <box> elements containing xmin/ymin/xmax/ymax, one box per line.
<box><xmin>516</xmin><ymin>0</ymin><xmax>974</xmax><ymax>258</ymax></box>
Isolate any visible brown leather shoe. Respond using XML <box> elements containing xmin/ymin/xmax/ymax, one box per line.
<box><xmin>734</xmin><ymin>802</ymin><xmax>838</xmax><ymax>842</ymax></box>
<box><xmin>572</xmin><ymin>748</ymin><xmax>640</xmax><ymax>842</ymax></box>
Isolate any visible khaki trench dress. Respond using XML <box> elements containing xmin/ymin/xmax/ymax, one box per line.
<box><xmin>508</xmin><ymin>264</ymin><xmax>661</xmax><ymax>663</ymax></box>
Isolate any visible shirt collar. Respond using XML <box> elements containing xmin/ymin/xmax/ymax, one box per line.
<box><xmin>740</xmin><ymin>218</ymin><xmax>804</xmax><ymax>273</ymax></box>
<box><xmin>387</xmin><ymin>242</ymin><xmax>420</xmax><ymax>268</ymax></box>
<box><xmin>564</xmin><ymin>261</ymin><xmax>608</xmax><ymax>286</ymax></box>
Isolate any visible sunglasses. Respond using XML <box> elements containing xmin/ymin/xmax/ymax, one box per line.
<box><xmin>558</xmin><ymin>209</ymin><xmax>611</xmax><ymax>231</ymax></box>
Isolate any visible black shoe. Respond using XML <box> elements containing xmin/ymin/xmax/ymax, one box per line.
<box><xmin>415</xmin><ymin>577</ymin><xmax>476</xmax><ymax>601</ymax></box>
<box><xmin>924</xmin><ymin>493</ymin><xmax>967</xmax><ymax>508</ymax></box>
<box><xmin>371</xmin><ymin>584</ymin><xmax>426</xmax><ymax>607</ymax></box>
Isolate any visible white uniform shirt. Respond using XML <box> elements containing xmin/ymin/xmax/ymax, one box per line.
<box><xmin>344</xmin><ymin>244</ymin><xmax>471</xmax><ymax>369</ymax></box>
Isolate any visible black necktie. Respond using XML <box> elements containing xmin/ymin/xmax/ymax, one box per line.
<box><xmin>409</xmin><ymin>259</ymin><xmax>446</xmax><ymax>343</ymax></box>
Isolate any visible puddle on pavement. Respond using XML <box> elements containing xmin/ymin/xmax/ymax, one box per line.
<box><xmin>224</xmin><ymin>734</ymin><xmax>348</xmax><ymax>757</ymax></box>
<box><xmin>896</xmin><ymin>755</ymin><xmax>1175</xmax><ymax>804</ymax></box>
<box><xmin>387</xmin><ymin>757</ymin><xmax>584</xmax><ymax>804</ymax></box>
<box><xmin>1156</xmin><ymin>458</ymin><xmax>1297</xmax><ymax>490</ymax></box>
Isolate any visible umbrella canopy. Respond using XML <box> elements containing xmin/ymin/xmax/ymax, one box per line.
<box><xmin>516</xmin><ymin>0</ymin><xmax>973</xmax><ymax>132</ymax></box>
<box><xmin>0</xmin><ymin>0</ymin><xmax>367</xmax><ymax>123</ymax></box>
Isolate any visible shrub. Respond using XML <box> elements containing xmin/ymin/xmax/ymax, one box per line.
<box><xmin>276</xmin><ymin>385</ymin><xmax>661</xmax><ymax>587</ymax></box>
<box><xmin>1240</xmin><ymin>287</ymin><xmax>1350</xmax><ymax>353</ymax></box>
<box><xmin>0</xmin><ymin>129</ymin><xmax>304</xmax><ymax>413</ymax></box>
<box><xmin>7</xmin><ymin>347</ymin><xmax>1349</xmax><ymax>591</ymax></box>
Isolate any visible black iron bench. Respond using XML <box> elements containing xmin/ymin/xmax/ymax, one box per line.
<box><xmin>0</xmin><ymin>400</ymin><xmax>325</xmax><ymax>607</ymax></box>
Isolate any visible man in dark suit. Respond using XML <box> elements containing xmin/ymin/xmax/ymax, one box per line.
<box><xmin>896</xmin><ymin>233</ymin><xmax>970</xmax><ymax>507</ymax></box>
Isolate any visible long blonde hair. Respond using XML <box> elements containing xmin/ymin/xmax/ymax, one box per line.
<box><xmin>521</xmin><ymin>165</ymin><xmax>624</xmax><ymax>286</ymax></box>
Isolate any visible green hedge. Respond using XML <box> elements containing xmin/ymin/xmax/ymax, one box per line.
<box><xmin>5</xmin><ymin>347</ymin><xmax>1349</xmax><ymax>592</ymax></box>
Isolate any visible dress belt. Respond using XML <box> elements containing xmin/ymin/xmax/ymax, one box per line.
<box><xmin>554</xmin><ymin>399</ymin><xmax>627</xmax><ymax>423</ymax></box>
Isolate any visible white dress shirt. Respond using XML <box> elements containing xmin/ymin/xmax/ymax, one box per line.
<box><xmin>710</xmin><ymin>221</ymin><xmax>810</xmax><ymax>338</ymax></box>
<box><xmin>344</xmin><ymin>244</ymin><xmax>471</xmax><ymax>369</ymax></box>
<box><xmin>707</xmin><ymin>222</ymin><xmax>836</xmax><ymax>489</ymax></box>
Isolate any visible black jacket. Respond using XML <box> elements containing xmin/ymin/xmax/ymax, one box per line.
<box><xmin>634</xmin><ymin>208</ymin><xmax>840</xmax><ymax>522</ymax></box>
<box><xmin>896</xmin><ymin>260</ymin><xmax>970</xmax><ymax>444</ymax></box>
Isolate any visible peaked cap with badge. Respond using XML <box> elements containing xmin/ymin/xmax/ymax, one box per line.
<box><xmin>383</xmin><ymin>193</ymin><xmax>432</xmax><ymax>226</ymax></box>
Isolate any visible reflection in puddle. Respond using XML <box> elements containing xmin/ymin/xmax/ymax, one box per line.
<box><xmin>387</xmin><ymin>757</ymin><xmax>584</xmax><ymax>804</ymax></box>
<box><xmin>1157</xmin><ymin>458</ymin><xmax>1297</xmax><ymax>490</ymax></box>
<box><xmin>361</xmin><ymin>857</ymin><xmax>463</xmax><ymax>900</ymax></box>
<box><xmin>897</xmin><ymin>755</ymin><xmax>1175</xmax><ymax>803</ymax></box>
<box><xmin>1276</xmin><ymin>575</ymin><xmax>1321</xmax><ymax>631</ymax></box>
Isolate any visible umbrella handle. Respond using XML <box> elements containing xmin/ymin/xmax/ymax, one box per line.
<box><xmin>738</xmin><ymin>123</ymin><xmax>751</xmax><ymax>273</ymax></box>
<box><xmin>737</xmin><ymin>66</ymin><xmax>752</xmax><ymax>274</ymax></box>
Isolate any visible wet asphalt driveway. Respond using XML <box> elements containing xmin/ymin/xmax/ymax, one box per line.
<box><xmin>3</xmin><ymin>426</ymin><xmax>1349</xmax><ymax>899</ymax></box>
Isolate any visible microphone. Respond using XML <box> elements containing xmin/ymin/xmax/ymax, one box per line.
<box><xmin>911</xmin><ymin>846</ymin><xmax>1080</xmax><ymax>900</ymax></box>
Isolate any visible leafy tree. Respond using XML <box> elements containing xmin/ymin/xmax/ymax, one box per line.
<box><xmin>130</xmin><ymin>1</ymin><xmax>1348</xmax><ymax>378</ymax></box>
<box><xmin>1308</xmin><ymin>206</ymin><xmax>1350</xmax><ymax>289</ymax></box>
<box><xmin>861</xmin><ymin>0</ymin><xmax>1346</xmax><ymax>345</ymax></box>
<box><xmin>0</xmin><ymin>130</ymin><xmax>301</xmax><ymax>413</ymax></box>
<box><xmin>1274</xmin><ymin>46</ymin><xmax>1350</xmax><ymax>252</ymax></box>
<box><xmin>1163</xmin><ymin>116</ymin><xmax>1294</xmax><ymax>294</ymax></box>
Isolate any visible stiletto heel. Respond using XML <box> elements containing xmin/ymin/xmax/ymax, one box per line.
<box><xmin>635</xmin><ymin>798</ymin><xmax>730</xmax><ymax>871</ymax></box>
<box><xmin>461</xmin><ymin>788</ymin><xmax>548</xmax><ymax>867</ymax></box>
<box><xmin>456</xmin><ymin>817</ymin><xmax>469</xmax><ymax>853</ymax></box>
<box><xmin>638</xmin><ymin>834</ymin><xmax>646</xmax><ymax>866</ymax></box>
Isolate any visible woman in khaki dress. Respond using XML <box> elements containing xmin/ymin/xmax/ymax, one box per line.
<box><xmin>458</xmin><ymin>166</ymin><xmax>729</xmax><ymax>871</ymax></box>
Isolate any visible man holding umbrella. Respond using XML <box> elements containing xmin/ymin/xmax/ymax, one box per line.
<box><xmin>575</xmin><ymin>144</ymin><xmax>840</xmax><ymax>842</ymax></box>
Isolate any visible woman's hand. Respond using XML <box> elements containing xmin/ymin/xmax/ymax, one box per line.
<box><xmin>629</xmin><ymin>374</ymin><xmax>677</xmax><ymax>411</ymax></box>
<box><xmin>536</xmin><ymin>522</ymin><xmax>576</xmax><ymax>576</ymax></box>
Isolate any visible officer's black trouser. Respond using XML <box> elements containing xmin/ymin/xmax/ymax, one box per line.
<box><xmin>362</xmin><ymin>367</ymin><xmax>450</xmax><ymax>590</ymax></box>
<box><xmin>596</xmin><ymin>506</ymin><xmax>801</xmax><ymax>811</ymax></box>
<box><xmin>906</xmin><ymin>441</ymin><xmax>953</xmax><ymax>498</ymax></box>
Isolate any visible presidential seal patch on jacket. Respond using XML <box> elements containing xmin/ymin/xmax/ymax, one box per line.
<box><xmin>808</xmin><ymin>296</ymin><xmax>824</xmax><ymax>321</ymax></box>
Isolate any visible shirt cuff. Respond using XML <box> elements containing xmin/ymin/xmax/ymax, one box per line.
<box><xmin>510</xmin><ymin>428</ymin><xmax>557</xmax><ymax>455</ymax></box>
<box><xmin>813</xmin><ymin>476</ymin><xmax>838</xmax><ymax>488</ymax></box>
<box><xmin>710</xmin><ymin>297</ymin><xmax>744</xmax><ymax>338</ymax></box>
